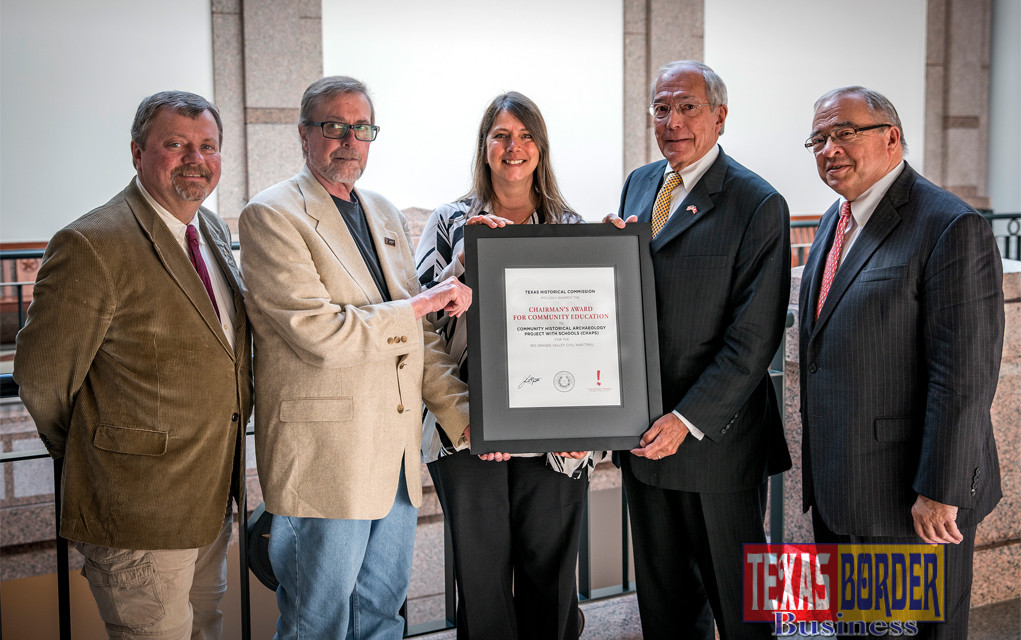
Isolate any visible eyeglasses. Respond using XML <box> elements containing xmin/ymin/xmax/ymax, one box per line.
<box><xmin>307</xmin><ymin>121</ymin><xmax>380</xmax><ymax>141</ymax></box>
<box><xmin>648</xmin><ymin>102</ymin><xmax>713</xmax><ymax>120</ymax></box>
<box><xmin>804</xmin><ymin>124</ymin><xmax>892</xmax><ymax>152</ymax></box>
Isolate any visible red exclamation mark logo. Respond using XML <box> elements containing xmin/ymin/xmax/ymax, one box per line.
<box><xmin>596</xmin><ymin>370</ymin><xmax>601</xmax><ymax>386</ymax></box>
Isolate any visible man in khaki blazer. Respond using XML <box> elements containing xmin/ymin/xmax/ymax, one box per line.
<box><xmin>239</xmin><ymin>76</ymin><xmax>471</xmax><ymax>639</ymax></box>
<box><xmin>15</xmin><ymin>91</ymin><xmax>252</xmax><ymax>640</ymax></box>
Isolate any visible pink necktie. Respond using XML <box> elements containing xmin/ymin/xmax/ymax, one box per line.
<box><xmin>815</xmin><ymin>201</ymin><xmax>852</xmax><ymax>320</ymax></box>
<box><xmin>186</xmin><ymin>225</ymin><xmax>220</xmax><ymax>320</ymax></box>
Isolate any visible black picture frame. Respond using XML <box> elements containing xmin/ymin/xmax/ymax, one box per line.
<box><xmin>463</xmin><ymin>223</ymin><xmax>661</xmax><ymax>453</ymax></box>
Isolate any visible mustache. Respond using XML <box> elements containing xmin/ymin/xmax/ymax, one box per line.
<box><xmin>172</xmin><ymin>165</ymin><xmax>213</xmax><ymax>181</ymax></box>
<box><xmin>331</xmin><ymin>151</ymin><xmax>362</xmax><ymax>161</ymax></box>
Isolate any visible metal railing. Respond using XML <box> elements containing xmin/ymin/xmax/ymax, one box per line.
<box><xmin>984</xmin><ymin>212</ymin><xmax>1021</xmax><ymax>261</ymax></box>
<box><xmin>0</xmin><ymin>316</ymin><xmax>792</xmax><ymax>639</ymax></box>
<box><xmin>2</xmin><ymin>375</ymin><xmax>646</xmax><ymax>639</ymax></box>
<box><xmin>11</xmin><ymin>202</ymin><xmax>1018</xmax><ymax>636</ymax></box>
<box><xmin>791</xmin><ymin>212</ymin><xmax>1021</xmax><ymax>265</ymax></box>
<box><xmin>0</xmin><ymin>337</ymin><xmax>789</xmax><ymax>638</ymax></box>
<box><xmin>3</xmin><ymin>212</ymin><xmax>1018</xmax><ymax>341</ymax></box>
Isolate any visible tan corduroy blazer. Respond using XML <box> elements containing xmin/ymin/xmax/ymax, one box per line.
<box><xmin>14</xmin><ymin>179</ymin><xmax>253</xmax><ymax>550</ymax></box>
<box><xmin>239</xmin><ymin>166</ymin><xmax>469</xmax><ymax>520</ymax></box>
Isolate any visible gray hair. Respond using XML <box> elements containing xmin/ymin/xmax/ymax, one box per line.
<box><xmin>131</xmin><ymin>91</ymin><xmax>223</xmax><ymax>149</ymax></box>
<box><xmin>814</xmin><ymin>86</ymin><xmax>908</xmax><ymax>152</ymax></box>
<box><xmin>299</xmin><ymin>76</ymin><xmax>375</xmax><ymax>126</ymax></box>
<box><xmin>653</xmin><ymin>60</ymin><xmax>728</xmax><ymax>134</ymax></box>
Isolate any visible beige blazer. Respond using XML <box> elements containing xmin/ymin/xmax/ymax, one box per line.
<box><xmin>239</xmin><ymin>166</ymin><xmax>469</xmax><ymax>519</ymax></box>
<box><xmin>14</xmin><ymin>180</ymin><xmax>253</xmax><ymax>550</ymax></box>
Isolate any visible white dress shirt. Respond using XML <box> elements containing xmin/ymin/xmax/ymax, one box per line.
<box><xmin>663</xmin><ymin>143</ymin><xmax>721</xmax><ymax>222</ymax></box>
<box><xmin>837</xmin><ymin>160</ymin><xmax>906</xmax><ymax>263</ymax></box>
<box><xmin>657</xmin><ymin>145</ymin><xmax>721</xmax><ymax>442</ymax></box>
<box><xmin>136</xmin><ymin>178</ymin><xmax>237</xmax><ymax>348</ymax></box>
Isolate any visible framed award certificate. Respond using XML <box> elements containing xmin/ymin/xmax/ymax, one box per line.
<box><xmin>463</xmin><ymin>222</ymin><xmax>661</xmax><ymax>453</ymax></box>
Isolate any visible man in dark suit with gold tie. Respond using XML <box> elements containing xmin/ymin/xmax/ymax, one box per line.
<box><xmin>799</xmin><ymin>86</ymin><xmax>1004</xmax><ymax>638</ymax></box>
<box><xmin>608</xmin><ymin>60</ymin><xmax>792</xmax><ymax>640</ymax></box>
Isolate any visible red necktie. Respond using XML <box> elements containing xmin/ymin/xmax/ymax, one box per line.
<box><xmin>815</xmin><ymin>201</ymin><xmax>852</xmax><ymax>320</ymax></box>
<box><xmin>186</xmin><ymin>225</ymin><xmax>221</xmax><ymax>320</ymax></box>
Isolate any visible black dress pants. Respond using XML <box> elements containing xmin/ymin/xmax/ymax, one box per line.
<box><xmin>429</xmin><ymin>451</ymin><xmax>588</xmax><ymax>640</ymax></box>
<box><xmin>812</xmin><ymin>508</ymin><xmax>976</xmax><ymax>640</ymax></box>
<box><xmin>623</xmin><ymin>457</ymin><xmax>773</xmax><ymax>640</ymax></box>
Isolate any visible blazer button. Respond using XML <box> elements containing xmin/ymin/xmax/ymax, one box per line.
<box><xmin>808</xmin><ymin>363</ymin><xmax>818</xmax><ymax>373</ymax></box>
<box><xmin>400</xmin><ymin>336</ymin><xmax>408</xmax><ymax>343</ymax></box>
<box><xmin>397</xmin><ymin>404</ymin><xmax>405</xmax><ymax>413</ymax></box>
<box><xmin>231</xmin><ymin>413</ymin><xmax>239</xmax><ymax>422</ymax></box>
<box><xmin>387</xmin><ymin>337</ymin><xmax>394</xmax><ymax>344</ymax></box>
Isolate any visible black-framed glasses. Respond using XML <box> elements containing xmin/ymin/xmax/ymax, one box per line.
<box><xmin>307</xmin><ymin>121</ymin><xmax>380</xmax><ymax>141</ymax></box>
<box><xmin>648</xmin><ymin>102</ymin><xmax>713</xmax><ymax>119</ymax></box>
<box><xmin>805</xmin><ymin>124</ymin><xmax>892</xmax><ymax>152</ymax></box>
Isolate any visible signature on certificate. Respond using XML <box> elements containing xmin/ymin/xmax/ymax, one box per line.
<box><xmin>518</xmin><ymin>375</ymin><xmax>541</xmax><ymax>389</ymax></box>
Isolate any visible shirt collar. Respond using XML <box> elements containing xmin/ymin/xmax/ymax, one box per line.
<box><xmin>136</xmin><ymin>176</ymin><xmax>200</xmax><ymax>249</ymax></box>
<box><xmin>663</xmin><ymin>144</ymin><xmax>721</xmax><ymax>190</ymax></box>
<box><xmin>842</xmin><ymin>160</ymin><xmax>905</xmax><ymax>230</ymax></box>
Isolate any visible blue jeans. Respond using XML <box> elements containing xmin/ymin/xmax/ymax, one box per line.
<box><xmin>269</xmin><ymin>462</ymin><xmax>417</xmax><ymax>640</ymax></box>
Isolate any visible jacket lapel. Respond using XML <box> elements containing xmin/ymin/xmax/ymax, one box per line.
<box><xmin>355</xmin><ymin>188</ymin><xmax>405</xmax><ymax>299</ymax></box>
<box><xmin>296</xmin><ymin>167</ymin><xmax>381</xmax><ymax>304</ymax></box>
<box><xmin>125</xmin><ymin>180</ymin><xmax>233</xmax><ymax>356</ymax></box>
<box><xmin>634</xmin><ymin>161</ymin><xmax>668</xmax><ymax>225</ymax></box>
<box><xmin>801</xmin><ymin>201</ymin><xmax>839</xmax><ymax>334</ymax></box>
<box><xmin>811</xmin><ymin>164</ymin><xmax>913</xmax><ymax>333</ymax></box>
<box><xmin>198</xmin><ymin>210</ymin><xmax>246</xmax><ymax>358</ymax></box>
<box><xmin>650</xmin><ymin>150</ymin><xmax>726</xmax><ymax>251</ymax></box>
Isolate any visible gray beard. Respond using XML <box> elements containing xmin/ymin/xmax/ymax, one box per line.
<box><xmin>311</xmin><ymin>155</ymin><xmax>363</xmax><ymax>187</ymax></box>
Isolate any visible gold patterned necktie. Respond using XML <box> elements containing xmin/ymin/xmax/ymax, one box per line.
<box><xmin>651</xmin><ymin>172</ymin><xmax>682</xmax><ymax>238</ymax></box>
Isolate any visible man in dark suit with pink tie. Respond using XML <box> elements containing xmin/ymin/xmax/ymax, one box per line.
<box><xmin>799</xmin><ymin>86</ymin><xmax>1004</xmax><ymax>638</ymax></box>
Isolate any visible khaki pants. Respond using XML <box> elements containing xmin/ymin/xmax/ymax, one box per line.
<box><xmin>76</xmin><ymin>508</ymin><xmax>232</xmax><ymax>640</ymax></box>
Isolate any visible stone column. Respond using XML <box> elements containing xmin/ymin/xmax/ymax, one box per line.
<box><xmin>924</xmin><ymin>0</ymin><xmax>993</xmax><ymax>210</ymax></box>
<box><xmin>622</xmin><ymin>0</ymin><xmax>704</xmax><ymax>177</ymax></box>
<box><xmin>211</xmin><ymin>0</ymin><xmax>322</xmax><ymax>505</ymax></box>
<box><xmin>212</xmin><ymin>0</ymin><xmax>323</xmax><ymax>227</ymax></box>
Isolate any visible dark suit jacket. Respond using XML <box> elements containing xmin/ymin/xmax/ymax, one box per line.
<box><xmin>799</xmin><ymin>162</ymin><xmax>1003</xmax><ymax>537</ymax></box>
<box><xmin>15</xmin><ymin>179</ymin><xmax>253</xmax><ymax>549</ymax></box>
<box><xmin>618</xmin><ymin>148</ymin><xmax>792</xmax><ymax>492</ymax></box>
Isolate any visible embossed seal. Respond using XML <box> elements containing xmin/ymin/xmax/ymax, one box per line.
<box><xmin>554</xmin><ymin>371</ymin><xmax>575</xmax><ymax>392</ymax></box>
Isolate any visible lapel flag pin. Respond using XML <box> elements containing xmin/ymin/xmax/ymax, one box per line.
<box><xmin>384</xmin><ymin>237</ymin><xmax>396</xmax><ymax>246</ymax></box>
<box><xmin>687</xmin><ymin>205</ymin><xmax>698</xmax><ymax>215</ymax></box>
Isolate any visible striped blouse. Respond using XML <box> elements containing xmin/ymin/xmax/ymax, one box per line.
<box><xmin>414</xmin><ymin>198</ymin><xmax>596</xmax><ymax>478</ymax></box>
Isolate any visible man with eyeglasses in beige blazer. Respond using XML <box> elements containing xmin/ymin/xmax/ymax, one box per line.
<box><xmin>239</xmin><ymin>76</ymin><xmax>472</xmax><ymax>640</ymax></box>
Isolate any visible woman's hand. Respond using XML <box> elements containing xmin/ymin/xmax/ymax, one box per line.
<box><xmin>478</xmin><ymin>451</ymin><xmax>513</xmax><ymax>462</ymax></box>
<box><xmin>464</xmin><ymin>425</ymin><xmax>512</xmax><ymax>461</ymax></box>
<box><xmin>457</xmin><ymin>215</ymin><xmax>515</xmax><ymax>264</ymax></box>
<box><xmin>553</xmin><ymin>451</ymin><xmax>589</xmax><ymax>459</ymax></box>
<box><xmin>465</xmin><ymin>214</ymin><xmax>514</xmax><ymax>228</ymax></box>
